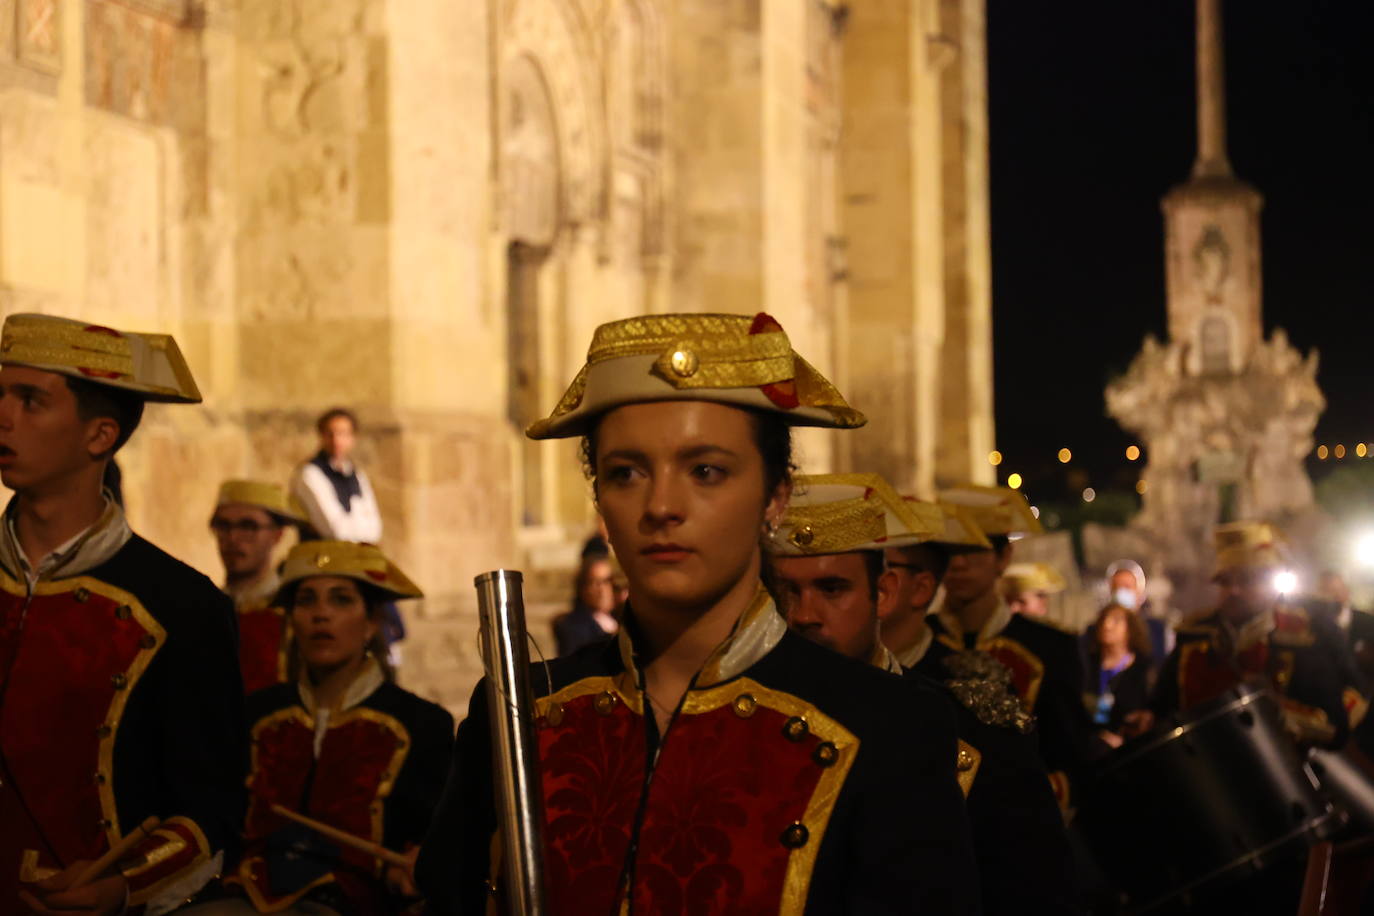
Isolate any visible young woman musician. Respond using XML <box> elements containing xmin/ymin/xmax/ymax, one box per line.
<box><xmin>190</xmin><ymin>541</ymin><xmax>454</xmax><ymax>916</ymax></box>
<box><xmin>418</xmin><ymin>313</ymin><xmax>978</xmax><ymax>914</ymax></box>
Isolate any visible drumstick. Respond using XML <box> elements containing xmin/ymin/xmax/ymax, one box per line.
<box><xmin>72</xmin><ymin>816</ymin><xmax>160</xmax><ymax>888</ymax></box>
<box><xmin>269</xmin><ymin>803</ymin><xmax>411</xmax><ymax>869</ymax></box>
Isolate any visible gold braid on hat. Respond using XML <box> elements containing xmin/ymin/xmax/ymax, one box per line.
<box><xmin>539</xmin><ymin>313</ymin><xmax>862</xmax><ymax>430</ymax></box>
<box><xmin>1</xmin><ymin>319</ymin><xmax>135</xmax><ymax>379</ymax></box>
<box><xmin>779</xmin><ymin>497</ymin><xmax>888</xmax><ymax>554</ymax></box>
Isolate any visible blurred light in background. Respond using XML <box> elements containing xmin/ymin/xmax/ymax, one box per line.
<box><xmin>1273</xmin><ymin>570</ymin><xmax>1298</xmax><ymax>595</ymax></box>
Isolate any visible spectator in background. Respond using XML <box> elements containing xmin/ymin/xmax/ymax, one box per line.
<box><xmin>290</xmin><ymin>408</ymin><xmax>383</xmax><ymax>544</ymax></box>
<box><xmin>1088</xmin><ymin>559</ymin><xmax>1172</xmax><ymax>674</ymax></box>
<box><xmin>1315</xmin><ymin>570</ymin><xmax>1374</xmax><ymax>664</ymax></box>
<box><xmin>554</xmin><ymin>553</ymin><xmax>620</xmax><ymax>656</ymax></box>
<box><xmin>291</xmin><ymin>408</ymin><xmax>405</xmax><ymax>669</ymax></box>
<box><xmin>1085</xmin><ymin>603</ymin><xmax>1152</xmax><ymax>747</ymax></box>
<box><xmin>1001</xmin><ymin>561</ymin><xmax>1066</xmax><ymax>619</ymax></box>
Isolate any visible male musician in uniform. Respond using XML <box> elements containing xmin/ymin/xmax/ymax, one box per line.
<box><xmin>770</xmin><ymin>474</ymin><xmax>1078</xmax><ymax>915</ymax></box>
<box><xmin>928</xmin><ymin>484</ymin><xmax>1099</xmax><ymax>808</ymax></box>
<box><xmin>0</xmin><ymin>314</ymin><xmax>246</xmax><ymax>914</ymax></box>
<box><xmin>211</xmin><ymin>479</ymin><xmax>304</xmax><ymax>694</ymax></box>
<box><xmin>1145</xmin><ymin>521</ymin><xmax>1352</xmax><ymax>747</ymax></box>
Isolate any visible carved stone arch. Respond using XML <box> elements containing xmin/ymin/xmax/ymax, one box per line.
<box><xmin>1190</xmin><ymin>307</ymin><xmax>1240</xmax><ymax>376</ymax></box>
<box><xmin>501</xmin><ymin>0</ymin><xmax>606</xmax><ymax>229</ymax></box>
<box><xmin>501</xmin><ymin>54</ymin><xmax>561</xmax><ymax>248</ymax></box>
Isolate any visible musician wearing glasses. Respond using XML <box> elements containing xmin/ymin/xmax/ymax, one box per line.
<box><xmin>418</xmin><ymin>313</ymin><xmax>979</xmax><ymax>914</ymax></box>
<box><xmin>192</xmin><ymin>541</ymin><xmax>453</xmax><ymax>916</ymax></box>
<box><xmin>770</xmin><ymin>474</ymin><xmax>1077</xmax><ymax>916</ymax></box>
<box><xmin>1137</xmin><ymin>521</ymin><xmax>1352</xmax><ymax>748</ymax></box>
<box><xmin>210</xmin><ymin>480</ymin><xmax>306</xmax><ymax>694</ymax></box>
<box><xmin>0</xmin><ymin>314</ymin><xmax>246</xmax><ymax>915</ymax></box>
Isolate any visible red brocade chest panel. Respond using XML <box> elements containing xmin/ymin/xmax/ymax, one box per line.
<box><xmin>981</xmin><ymin>637</ymin><xmax>1045</xmax><ymax>713</ymax></box>
<box><xmin>535</xmin><ymin>678</ymin><xmax>857</xmax><ymax>916</ymax></box>
<box><xmin>237</xmin><ymin>604</ymin><xmax>288</xmax><ymax>695</ymax></box>
<box><xmin>1178</xmin><ymin>639</ymin><xmax>1285</xmax><ymax>710</ymax></box>
<box><xmin>0</xmin><ymin>578</ymin><xmax>164</xmax><ymax>883</ymax></box>
<box><xmin>245</xmin><ymin>707</ymin><xmax>409</xmax><ymax>871</ymax></box>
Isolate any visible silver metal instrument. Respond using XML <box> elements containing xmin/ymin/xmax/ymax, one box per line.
<box><xmin>474</xmin><ymin>569</ymin><xmax>547</xmax><ymax>915</ymax></box>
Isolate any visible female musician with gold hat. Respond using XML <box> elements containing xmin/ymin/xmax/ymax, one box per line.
<box><xmin>418</xmin><ymin>313</ymin><xmax>978</xmax><ymax>914</ymax></box>
<box><xmin>189</xmin><ymin>541</ymin><xmax>454</xmax><ymax>916</ymax></box>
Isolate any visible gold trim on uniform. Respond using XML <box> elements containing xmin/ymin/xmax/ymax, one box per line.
<box><xmin>0</xmin><ymin>570</ymin><xmax>167</xmax><ymax>847</ymax></box>
<box><xmin>122</xmin><ymin>816</ymin><xmax>213</xmax><ymax>906</ymax></box>
<box><xmin>680</xmin><ymin>678</ymin><xmax>859</xmax><ymax>916</ymax></box>
<box><xmin>955</xmin><ymin>740</ymin><xmax>982</xmax><ymax>798</ymax></box>
<box><xmin>232</xmin><ymin>704</ymin><xmax>412</xmax><ymax>908</ymax></box>
<box><xmin>780</xmin><ymin>498</ymin><xmax>886</xmax><ymax>555</ymax></box>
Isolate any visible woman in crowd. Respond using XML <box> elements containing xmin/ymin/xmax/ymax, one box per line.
<box><xmin>1085</xmin><ymin>602</ymin><xmax>1152</xmax><ymax>746</ymax></box>
<box><xmin>418</xmin><ymin>312</ymin><xmax>978</xmax><ymax>914</ymax></box>
<box><xmin>187</xmin><ymin>541</ymin><xmax>453</xmax><ymax>916</ymax></box>
<box><xmin>552</xmin><ymin>551</ymin><xmax>620</xmax><ymax>656</ymax></box>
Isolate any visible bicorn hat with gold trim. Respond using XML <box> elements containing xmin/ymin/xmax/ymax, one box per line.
<box><xmin>901</xmin><ymin>497</ymin><xmax>992</xmax><ymax>551</ymax></box>
<box><xmin>938</xmin><ymin>484</ymin><xmax>1043</xmax><ymax>539</ymax></box>
<box><xmin>1002</xmin><ymin>562</ymin><xmax>1067</xmax><ymax>596</ymax></box>
<box><xmin>1213</xmin><ymin>521</ymin><xmax>1286</xmax><ymax>576</ymax></box>
<box><xmin>0</xmin><ymin>313</ymin><xmax>201</xmax><ymax>403</ymax></box>
<box><xmin>769</xmin><ymin>472</ymin><xmax>941</xmax><ymax>557</ymax></box>
<box><xmin>277</xmin><ymin>541</ymin><xmax>423</xmax><ymax>602</ymax></box>
<box><xmin>526</xmin><ymin>312</ymin><xmax>865</xmax><ymax>439</ymax></box>
<box><xmin>215</xmin><ymin>480</ymin><xmax>307</xmax><ymax>525</ymax></box>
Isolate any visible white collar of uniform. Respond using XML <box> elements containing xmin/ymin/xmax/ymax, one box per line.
<box><xmin>892</xmin><ymin>625</ymin><xmax>934</xmax><ymax>669</ymax></box>
<box><xmin>0</xmin><ymin>492</ymin><xmax>132</xmax><ymax>586</ymax></box>
<box><xmin>933</xmin><ymin>589</ymin><xmax>1012</xmax><ymax>647</ymax></box>
<box><xmin>870</xmin><ymin>641</ymin><xmax>904</xmax><ymax>675</ymax></box>
<box><xmin>227</xmin><ymin>568</ymin><xmax>282</xmax><ymax>611</ymax></box>
<box><xmin>298</xmin><ymin>655</ymin><xmax>385</xmax><ymax>717</ymax></box>
<box><xmin>1220</xmin><ymin>607</ymin><xmax>1276</xmax><ymax>654</ymax></box>
<box><xmin>617</xmin><ymin>583</ymin><xmax>787</xmax><ymax>690</ymax></box>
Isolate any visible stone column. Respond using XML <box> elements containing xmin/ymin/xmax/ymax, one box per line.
<box><xmin>1192</xmin><ymin>0</ymin><xmax>1231</xmax><ymax>179</ymax></box>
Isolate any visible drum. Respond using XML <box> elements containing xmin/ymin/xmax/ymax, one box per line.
<box><xmin>1078</xmin><ymin>685</ymin><xmax>1338</xmax><ymax>913</ymax></box>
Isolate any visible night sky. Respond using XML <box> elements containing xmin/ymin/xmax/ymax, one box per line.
<box><xmin>986</xmin><ymin>0</ymin><xmax>1374</xmax><ymax>508</ymax></box>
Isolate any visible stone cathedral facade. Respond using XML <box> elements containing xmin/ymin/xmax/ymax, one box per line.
<box><xmin>0</xmin><ymin>0</ymin><xmax>994</xmax><ymax>707</ymax></box>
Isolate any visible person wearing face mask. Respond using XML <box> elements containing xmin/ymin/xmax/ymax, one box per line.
<box><xmin>187</xmin><ymin>540</ymin><xmax>454</xmax><ymax>915</ymax></box>
<box><xmin>928</xmin><ymin>485</ymin><xmax>1100</xmax><ymax>811</ymax></box>
<box><xmin>418</xmin><ymin>312</ymin><xmax>979</xmax><ymax>915</ymax></box>
<box><xmin>1093</xmin><ymin>559</ymin><xmax>1173</xmax><ymax>674</ymax></box>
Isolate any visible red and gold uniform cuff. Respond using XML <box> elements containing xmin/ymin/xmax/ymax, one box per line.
<box><xmin>118</xmin><ymin>817</ymin><xmax>211</xmax><ymax>906</ymax></box>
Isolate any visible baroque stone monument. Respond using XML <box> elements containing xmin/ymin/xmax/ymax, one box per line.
<box><xmin>1103</xmin><ymin>0</ymin><xmax>1323</xmax><ymax>610</ymax></box>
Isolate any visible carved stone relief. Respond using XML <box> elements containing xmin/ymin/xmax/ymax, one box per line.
<box><xmin>502</xmin><ymin>0</ymin><xmax>605</xmax><ymax>228</ymax></box>
<box><xmin>17</xmin><ymin>0</ymin><xmax>58</xmax><ymax>73</ymax></box>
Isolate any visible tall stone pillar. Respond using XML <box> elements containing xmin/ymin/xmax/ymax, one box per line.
<box><xmin>835</xmin><ymin>0</ymin><xmax>992</xmax><ymax>495</ymax></box>
<box><xmin>934</xmin><ymin>0</ymin><xmax>994</xmax><ymax>488</ymax></box>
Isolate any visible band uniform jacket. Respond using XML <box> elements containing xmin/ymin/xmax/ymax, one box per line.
<box><xmin>229</xmin><ymin>572</ymin><xmax>291</xmax><ymax>696</ymax></box>
<box><xmin>417</xmin><ymin>585</ymin><xmax>979</xmax><ymax>916</ymax></box>
<box><xmin>1151</xmin><ymin>605</ymin><xmax>1352</xmax><ymax>747</ymax></box>
<box><xmin>899</xmin><ymin>645</ymin><xmax>1079</xmax><ymax>915</ymax></box>
<box><xmin>0</xmin><ymin>510</ymin><xmax>247</xmax><ymax>913</ymax></box>
<box><xmin>226</xmin><ymin>659</ymin><xmax>454</xmax><ymax>914</ymax></box>
<box><xmin>926</xmin><ymin>602</ymin><xmax>1098</xmax><ymax>805</ymax></box>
